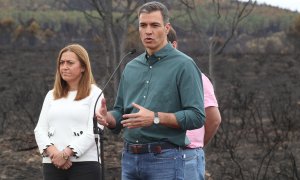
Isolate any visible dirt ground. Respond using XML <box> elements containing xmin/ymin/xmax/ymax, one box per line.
<box><xmin>0</xmin><ymin>50</ymin><xmax>299</xmax><ymax>179</ymax></box>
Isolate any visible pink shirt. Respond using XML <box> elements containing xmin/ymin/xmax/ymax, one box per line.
<box><xmin>186</xmin><ymin>74</ymin><xmax>218</xmax><ymax>148</ymax></box>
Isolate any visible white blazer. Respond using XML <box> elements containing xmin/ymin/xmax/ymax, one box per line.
<box><xmin>34</xmin><ymin>84</ymin><xmax>104</xmax><ymax>163</ymax></box>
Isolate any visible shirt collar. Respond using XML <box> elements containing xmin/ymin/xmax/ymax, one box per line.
<box><xmin>143</xmin><ymin>43</ymin><xmax>174</xmax><ymax>65</ymax></box>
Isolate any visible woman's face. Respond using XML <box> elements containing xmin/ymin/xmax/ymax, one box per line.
<box><xmin>59</xmin><ymin>51</ymin><xmax>85</xmax><ymax>88</ymax></box>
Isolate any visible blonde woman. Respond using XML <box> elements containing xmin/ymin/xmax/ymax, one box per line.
<box><xmin>34</xmin><ymin>44</ymin><xmax>104</xmax><ymax>180</ymax></box>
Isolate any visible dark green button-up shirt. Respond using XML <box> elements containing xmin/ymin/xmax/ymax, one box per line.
<box><xmin>110</xmin><ymin>43</ymin><xmax>205</xmax><ymax>146</ymax></box>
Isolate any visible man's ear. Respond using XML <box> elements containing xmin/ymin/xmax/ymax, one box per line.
<box><xmin>165</xmin><ymin>23</ymin><xmax>171</xmax><ymax>34</ymax></box>
<box><xmin>172</xmin><ymin>41</ymin><xmax>178</xmax><ymax>49</ymax></box>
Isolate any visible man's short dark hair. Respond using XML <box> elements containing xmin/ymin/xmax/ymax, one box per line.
<box><xmin>138</xmin><ymin>1</ymin><xmax>170</xmax><ymax>24</ymax></box>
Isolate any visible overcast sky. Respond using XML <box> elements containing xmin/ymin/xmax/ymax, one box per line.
<box><xmin>240</xmin><ymin>0</ymin><xmax>300</xmax><ymax>12</ymax></box>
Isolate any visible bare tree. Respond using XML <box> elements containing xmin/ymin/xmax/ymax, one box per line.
<box><xmin>210</xmin><ymin>76</ymin><xmax>300</xmax><ymax>179</ymax></box>
<box><xmin>61</xmin><ymin>0</ymin><xmax>147</xmax><ymax>98</ymax></box>
<box><xmin>178</xmin><ymin>0</ymin><xmax>256</xmax><ymax>87</ymax></box>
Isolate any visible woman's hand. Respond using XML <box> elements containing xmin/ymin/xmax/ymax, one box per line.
<box><xmin>46</xmin><ymin>145</ymin><xmax>59</xmax><ymax>158</ymax></box>
<box><xmin>61</xmin><ymin>160</ymin><xmax>72</xmax><ymax>170</ymax></box>
<box><xmin>51</xmin><ymin>151</ymin><xmax>67</xmax><ymax>168</ymax></box>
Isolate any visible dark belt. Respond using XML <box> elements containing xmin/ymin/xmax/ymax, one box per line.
<box><xmin>124</xmin><ymin>141</ymin><xmax>180</xmax><ymax>154</ymax></box>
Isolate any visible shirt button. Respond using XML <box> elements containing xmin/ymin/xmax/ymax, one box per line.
<box><xmin>146</xmin><ymin>81</ymin><xmax>149</xmax><ymax>84</ymax></box>
<box><xmin>143</xmin><ymin>96</ymin><xmax>146</xmax><ymax>98</ymax></box>
<box><xmin>136</xmin><ymin>140</ymin><xmax>139</xmax><ymax>143</ymax></box>
<box><xmin>158</xmin><ymin>57</ymin><xmax>160</xmax><ymax>60</ymax></box>
<box><xmin>149</xmin><ymin>66</ymin><xmax>152</xmax><ymax>69</ymax></box>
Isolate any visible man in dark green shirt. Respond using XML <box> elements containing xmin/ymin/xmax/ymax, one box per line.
<box><xmin>97</xmin><ymin>1</ymin><xmax>205</xmax><ymax>179</ymax></box>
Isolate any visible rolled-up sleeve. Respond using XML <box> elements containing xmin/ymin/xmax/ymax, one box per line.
<box><xmin>174</xmin><ymin>61</ymin><xmax>205</xmax><ymax>130</ymax></box>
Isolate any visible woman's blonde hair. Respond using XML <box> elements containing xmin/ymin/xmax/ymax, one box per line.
<box><xmin>53</xmin><ymin>44</ymin><xmax>95</xmax><ymax>100</ymax></box>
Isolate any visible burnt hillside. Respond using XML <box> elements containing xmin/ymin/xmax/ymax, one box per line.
<box><xmin>0</xmin><ymin>49</ymin><xmax>299</xmax><ymax>179</ymax></box>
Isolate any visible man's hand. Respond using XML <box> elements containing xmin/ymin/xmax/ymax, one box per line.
<box><xmin>96</xmin><ymin>98</ymin><xmax>109</xmax><ymax>126</ymax></box>
<box><xmin>121</xmin><ymin>103</ymin><xmax>155</xmax><ymax>128</ymax></box>
<box><xmin>96</xmin><ymin>98</ymin><xmax>116</xmax><ymax>128</ymax></box>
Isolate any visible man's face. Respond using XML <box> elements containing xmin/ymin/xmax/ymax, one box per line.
<box><xmin>139</xmin><ymin>11</ymin><xmax>170</xmax><ymax>55</ymax></box>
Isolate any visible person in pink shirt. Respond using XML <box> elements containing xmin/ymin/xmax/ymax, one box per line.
<box><xmin>168</xmin><ymin>27</ymin><xmax>221</xmax><ymax>180</ymax></box>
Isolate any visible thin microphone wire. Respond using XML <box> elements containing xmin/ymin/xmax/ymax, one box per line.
<box><xmin>92</xmin><ymin>49</ymin><xmax>136</xmax><ymax>172</ymax></box>
<box><xmin>93</xmin><ymin>49</ymin><xmax>136</xmax><ymax>115</ymax></box>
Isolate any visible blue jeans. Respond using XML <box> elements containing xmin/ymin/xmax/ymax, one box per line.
<box><xmin>121</xmin><ymin>148</ymin><xmax>185</xmax><ymax>180</ymax></box>
<box><xmin>183</xmin><ymin>148</ymin><xmax>205</xmax><ymax>180</ymax></box>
